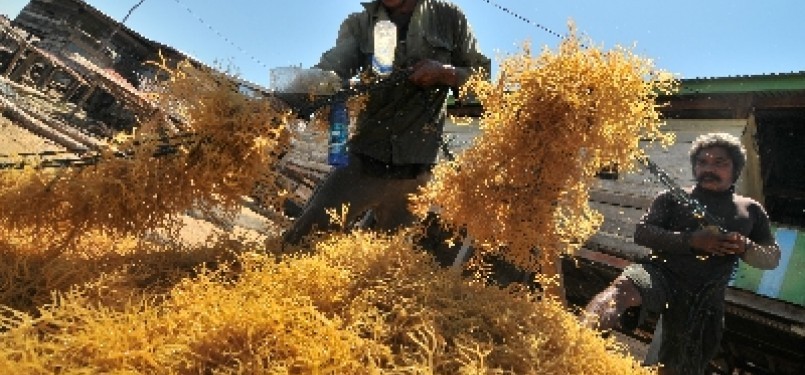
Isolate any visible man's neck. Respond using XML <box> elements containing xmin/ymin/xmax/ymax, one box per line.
<box><xmin>694</xmin><ymin>184</ymin><xmax>735</xmax><ymax>196</ymax></box>
<box><xmin>384</xmin><ymin>0</ymin><xmax>417</xmax><ymax>38</ymax></box>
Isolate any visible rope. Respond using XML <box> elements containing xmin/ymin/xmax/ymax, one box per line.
<box><xmin>476</xmin><ymin>0</ymin><xmax>564</xmax><ymax>40</ymax></box>
<box><xmin>171</xmin><ymin>0</ymin><xmax>270</xmax><ymax>71</ymax></box>
<box><xmin>639</xmin><ymin>156</ymin><xmax>727</xmax><ymax>231</ymax></box>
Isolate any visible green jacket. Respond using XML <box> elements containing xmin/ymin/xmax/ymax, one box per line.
<box><xmin>316</xmin><ymin>0</ymin><xmax>490</xmax><ymax>165</ymax></box>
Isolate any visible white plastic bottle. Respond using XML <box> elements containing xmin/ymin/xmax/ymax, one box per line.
<box><xmin>372</xmin><ymin>20</ymin><xmax>397</xmax><ymax>76</ymax></box>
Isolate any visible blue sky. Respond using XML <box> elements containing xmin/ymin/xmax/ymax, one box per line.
<box><xmin>2</xmin><ymin>0</ymin><xmax>804</xmax><ymax>87</ymax></box>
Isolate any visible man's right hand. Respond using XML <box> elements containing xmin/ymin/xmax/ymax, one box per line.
<box><xmin>689</xmin><ymin>228</ymin><xmax>746</xmax><ymax>256</ymax></box>
<box><xmin>408</xmin><ymin>59</ymin><xmax>460</xmax><ymax>88</ymax></box>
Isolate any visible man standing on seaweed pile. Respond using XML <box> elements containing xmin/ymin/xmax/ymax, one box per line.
<box><xmin>282</xmin><ymin>0</ymin><xmax>490</xmax><ymax>245</ymax></box>
<box><xmin>582</xmin><ymin>133</ymin><xmax>781</xmax><ymax>374</ymax></box>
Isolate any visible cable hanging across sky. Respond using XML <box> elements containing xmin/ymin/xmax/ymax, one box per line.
<box><xmin>171</xmin><ymin>0</ymin><xmax>270</xmax><ymax>71</ymax></box>
<box><xmin>476</xmin><ymin>0</ymin><xmax>564</xmax><ymax>40</ymax></box>
<box><xmin>172</xmin><ymin>0</ymin><xmax>567</xmax><ymax>75</ymax></box>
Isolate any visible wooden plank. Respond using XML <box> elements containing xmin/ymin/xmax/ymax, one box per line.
<box><xmin>293</xmin><ymin>159</ymin><xmax>331</xmax><ymax>174</ymax></box>
<box><xmin>281</xmin><ymin>164</ymin><xmax>325</xmax><ymax>189</ymax></box>
<box><xmin>575</xmin><ymin>247</ymin><xmax>633</xmax><ymax>270</ymax></box>
<box><xmin>0</xmin><ymin>94</ymin><xmax>88</xmax><ymax>151</ymax></box>
<box><xmin>593</xmin><ymin>203</ymin><xmax>645</xmax><ymax>222</ymax></box>
<box><xmin>589</xmin><ymin>188</ymin><xmax>653</xmax><ymax>209</ymax></box>
<box><xmin>725</xmin><ymin>287</ymin><xmax>805</xmax><ymax>327</ymax></box>
<box><xmin>596</xmin><ymin>219</ymin><xmax>636</xmax><ymax>239</ymax></box>
<box><xmin>662</xmin><ymin>119</ymin><xmax>747</xmax><ymax>136</ymax></box>
<box><xmin>584</xmin><ymin>231</ymin><xmax>652</xmax><ymax>262</ymax></box>
<box><xmin>591</xmin><ymin>204</ymin><xmax>644</xmax><ymax>237</ymax></box>
<box><xmin>595</xmin><ymin>178</ymin><xmax>664</xmax><ymax>202</ymax></box>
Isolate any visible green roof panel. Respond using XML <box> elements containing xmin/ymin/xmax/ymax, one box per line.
<box><xmin>678</xmin><ymin>72</ymin><xmax>805</xmax><ymax>94</ymax></box>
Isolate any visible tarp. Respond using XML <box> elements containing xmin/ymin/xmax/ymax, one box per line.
<box><xmin>731</xmin><ymin>226</ymin><xmax>805</xmax><ymax>307</ymax></box>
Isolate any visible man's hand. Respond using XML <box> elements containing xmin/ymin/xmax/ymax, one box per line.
<box><xmin>689</xmin><ymin>228</ymin><xmax>747</xmax><ymax>256</ymax></box>
<box><xmin>277</xmin><ymin>68</ymin><xmax>341</xmax><ymax>95</ymax></box>
<box><xmin>408</xmin><ymin>59</ymin><xmax>458</xmax><ymax>87</ymax></box>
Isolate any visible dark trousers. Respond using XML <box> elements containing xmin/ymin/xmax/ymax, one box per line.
<box><xmin>282</xmin><ymin>153</ymin><xmax>431</xmax><ymax>245</ymax></box>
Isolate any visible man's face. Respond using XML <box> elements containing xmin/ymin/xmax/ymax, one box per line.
<box><xmin>380</xmin><ymin>0</ymin><xmax>406</xmax><ymax>10</ymax></box>
<box><xmin>382</xmin><ymin>0</ymin><xmax>419</xmax><ymax>12</ymax></box>
<box><xmin>693</xmin><ymin>146</ymin><xmax>735</xmax><ymax>192</ymax></box>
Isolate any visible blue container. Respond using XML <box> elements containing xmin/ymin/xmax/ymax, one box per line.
<box><xmin>327</xmin><ymin>100</ymin><xmax>349</xmax><ymax>167</ymax></box>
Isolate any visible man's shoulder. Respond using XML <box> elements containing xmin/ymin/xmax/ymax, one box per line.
<box><xmin>422</xmin><ymin>0</ymin><xmax>465</xmax><ymax>16</ymax></box>
<box><xmin>428</xmin><ymin>0</ymin><xmax>461</xmax><ymax>9</ymax></box>
<box><xmin>345</xmin><ymin>9</ymin><xmax>370</xmax><ymax>21</ymax></box>
<box><xmin>733</xmin><ymin>193</ymin><xmax>764</xmax><ymax>208</ymax></box>
<box><xmin>652</xmin><ymin>188</ymin><xmax>686</xmax><ymax>201</ymax></box>
<box><xmin>337</xmin><ymin>9</ymin><xmax>374</xmax><ymax>34</ymax></box>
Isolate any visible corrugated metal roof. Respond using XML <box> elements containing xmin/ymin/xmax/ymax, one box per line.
<box><xmin>678</xmin><ymin>71</ymin><xmax>805</xmax><ymax>95</ymax></box>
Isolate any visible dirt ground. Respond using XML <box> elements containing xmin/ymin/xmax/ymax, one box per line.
<box><xmin>0</xmin><ymin>115</ymin><xmax>64</xmax><ymax>155</ymax></box>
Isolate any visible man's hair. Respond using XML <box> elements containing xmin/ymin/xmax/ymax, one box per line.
<box><xmin>689</xmin><ymin>132</ymin><xmax>747</xmax><ymax>182</ymax></box>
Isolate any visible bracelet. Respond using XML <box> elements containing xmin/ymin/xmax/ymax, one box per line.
<box><xmin>742</xmin><ymin>237</ymin><xmax>752</xmax><ymax>255</ymax></box>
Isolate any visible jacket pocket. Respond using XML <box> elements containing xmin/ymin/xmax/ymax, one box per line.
<box><xmin>423</xmin><ymin>34</ymin><xmax>454</xmax><ymax>63</ymax></box>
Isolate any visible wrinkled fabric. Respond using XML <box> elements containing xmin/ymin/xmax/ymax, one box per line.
<box><xmin>635</xmin><ymin>186</ymin><xmax>779</xmax><ymax>287</ymax></box>
<box><xmin>315</xmin><ymin>0</ymin><xmax>491</xmax><ymax>165</ymax></box>
<box><xmin>626</xmin><ymin>263</ymin><xmax>729</xmax><ymax>374</ymax></box>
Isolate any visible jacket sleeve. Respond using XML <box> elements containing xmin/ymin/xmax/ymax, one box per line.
<box><xmin>741</xmin><ymin>202</ymin><xmax>781</xmax><ymax>270</ymax></box>
<box><xmin>451</xmin><ymin>11</ymin><xmax>492</xmax><ymax>86</ymax></box>
<box><xmin>315</xmin><ymin>13</ymin><xmax>366</xmax><ymax>79</ymax></box>
<box><xmin>634</xmin><ymin>191</ymin><xmax>695</xmax><ymax>255</ymax></box>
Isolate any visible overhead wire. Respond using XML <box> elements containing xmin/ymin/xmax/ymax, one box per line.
<box><xmin>476</xmin><ymin>0</ymin><xmax>564</xmax><ymax>40</ymax></box>
<box><xmin>171</xmin><ymin>0</ymin><xmax>271</xmax><ymax>72</ymax></box>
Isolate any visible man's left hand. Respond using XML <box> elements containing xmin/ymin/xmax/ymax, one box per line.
<box><xmin>690</xmin><ymin>229</ymin><xmax>748</xmax><ymax>256</ymax></box>
<box><xmin>725</xmin><ymin>232</ymin><xmax>749</xmax><ymax>256</ymax></box>
<box><xmin>409</xmin><ymin>59</ymin><xmax>458</xmax><ymax>87</ymax></box>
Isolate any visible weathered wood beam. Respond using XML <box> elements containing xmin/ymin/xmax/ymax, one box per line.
<box><xmin>3</xmin><ymin>44</ymin><xmax>25</xmax><ymax>77</ymax></box>
<box><xmin>0</xmin><ymin>94</ymin><xmax>87</xmax><ymax>151</ymax></box>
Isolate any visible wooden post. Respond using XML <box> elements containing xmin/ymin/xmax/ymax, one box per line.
<box><xmin>77</xmin><ymin>80</ymin><xmax>99</xmax><ymax>109</ymax></box>
<box><xmin>9</xmin><ymin>51</ymin><xmax>37</xmax><ymax>82</ymax></box>
<box><xmin>37</xmin><ymin>64</ymin><xmax>57</xmax><ymax>90</ymax></box>
<box><xmin>64</xmin><ymin>76</ymin><xmax>83</xmax><ymax>101</ymax></box>
<box><xmin>740</xmin><ymin>114</ymin><xmax>766</xmax><ymax>205</ymax></box>
<box><xmin>3</xmin><ymin>43</ymin><xmax>26</xmax><ymax>77</ymax></box>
